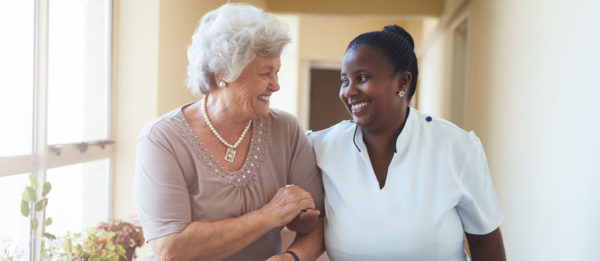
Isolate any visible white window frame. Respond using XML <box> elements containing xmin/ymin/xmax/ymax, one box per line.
<box><xmin>0</xmin><ymin>1</ymin><xmax>114</xmax><ymax>260</ymax></box>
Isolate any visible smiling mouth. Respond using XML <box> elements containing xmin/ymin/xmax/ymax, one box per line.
<box><xmin>351</xmin><ymin>102</ymin><xmax>368</xmax><ymax>112</ymax></box>
<box><xmin>258</xmin><ymin>95</ymin><xmax>270</xmax><ymax>101</ymax></box>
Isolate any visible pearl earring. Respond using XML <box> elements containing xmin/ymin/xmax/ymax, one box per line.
<box><xmin>218</xmin><ymin>81</ymin><xmax>227</xmax><ymax>88</ymax></box>
<box><xmin>398</xmin><ymin>90</ymin><xmax>405</xmax><ymax>97</ymax></box>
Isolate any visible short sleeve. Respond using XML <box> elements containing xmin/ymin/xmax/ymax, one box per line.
<box><xmin>456</xmin><ymin>134</ymin><xmax>504</xmax><ymax>235</ymax></box>
<box><xmin>287</xmin><ymin>121</ymin><xmax>324</xmax><ymax>213</ymax></box>
<box><xmin>133</xmin><ymin>135</ymin><xmax>191</xmax><ymax>242</ymax></box>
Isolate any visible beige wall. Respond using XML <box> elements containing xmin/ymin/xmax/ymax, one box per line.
<box><xmin>420</xmin><ymin>0</ymin><xmax>600</xmax><ymax>260</ymax></box>
<box><xmin>112</xmin><ymin>0</ymin><xmax>159</xmax><ymax>220</ymax></box>
<box><xmin>298</xmin><ymin>16</ymin><xmax>424</xmax><ymax>63</ymax></box>
<box><xmin>470</xmin><ymin>1</ymin><xmax>600</xmax><ymax>259</ymax></box>
<box><xmin>156</xmin><ymin>0</ymin><xmax>213</xmax><ymax>115</ymax></box>
<box><xmin>270</xmin><ymin>15</ymin><xmax>301</xmax><ymax>117</ymax></box>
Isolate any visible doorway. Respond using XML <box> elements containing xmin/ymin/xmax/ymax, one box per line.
<box><xmin>308</xmin><ymin>68</ymin><xmax>351</xmax><ymax>131</ymax></box>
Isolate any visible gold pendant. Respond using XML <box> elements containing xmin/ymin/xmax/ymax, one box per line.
<box><xmin>224</xmin><ymin>148</ymin><xmax>236</xmax><ymax>163</ymax></box>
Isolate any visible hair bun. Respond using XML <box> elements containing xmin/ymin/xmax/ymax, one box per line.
<box><xmin>382</xmin><ymin>24</ymin><xmax>414</xmax><ymax>50</ymax></box>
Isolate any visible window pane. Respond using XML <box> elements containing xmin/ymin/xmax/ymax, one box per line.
<box><xmin>47</xmin><ymin>0</ymin><xmax>109</xmax><ymax>144</ymax></box>
<box><xmin>45</xmin><ymin>159</ymin><xmax>108</xmax><ymax>237</ymax></box>
<box><xmin>0</xmin><ymin>173</ymin><xmax>31</xmax><ymax>258</ymax></box>
<box><xmin>0</xmin><ymin>1</ymin><xmax>34</xmax><ymax>156</ymax></box>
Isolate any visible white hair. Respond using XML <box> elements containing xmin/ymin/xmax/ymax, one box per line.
<box><xmin>185</xmin><ymin>3</ymin><xmax>291</xmax><ymax>96</ymax></box>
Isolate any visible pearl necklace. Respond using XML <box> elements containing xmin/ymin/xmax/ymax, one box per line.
<box><xmin>201</xmin><ymin>95</ymin><xmax>252</xmax><ymax>163</ymax></box>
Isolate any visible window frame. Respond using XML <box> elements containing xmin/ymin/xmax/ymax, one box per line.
<box><xmin>0</xmin><ymin>0</ymin><xmax>114</xmax><ymax>260</ymax></box>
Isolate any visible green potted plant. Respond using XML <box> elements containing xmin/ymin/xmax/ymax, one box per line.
<box><xmin>20</xmin><ymin>175</ymin><xmax>55</xmax><ymax>252</ymax></box>
<box><xmin>95</xmin><ymin>220</ymin><xmax>144</xmax><ymax>261</ymax></box>
<box><xmin>18</xmin><ymin>176</ymin><xmax>144</xmax><ymax>260</ymax></box>
<box><xmin>52</xmin><ymin>220</ymin><xmax>144</xmax><ymax>261</ymax></box>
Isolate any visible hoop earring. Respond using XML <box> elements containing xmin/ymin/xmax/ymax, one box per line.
<box><xmin>397</xmin><ymin>90</ymin><xmax>405</xmax><ymax>97</ymax></box>
<box><xmin>218</xmin><ymin>81</ymin><xmax>227</xmax><ymax>88</ymax></box>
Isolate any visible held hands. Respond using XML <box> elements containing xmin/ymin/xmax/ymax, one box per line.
<box><xmin>286</xmin><ymin>209</ymin><xmax>320</xmax><ymax>234</ymax></box>
<box><xmin>261</xmin><ymin>185</ymin><xmax>316</xmax><ymax>228</ymax></box>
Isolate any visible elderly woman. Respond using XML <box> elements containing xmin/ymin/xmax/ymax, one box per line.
<box><xmin>309</xmin><ymin>25</ymin><xmax>506</xmax><ymax>260</ymax></box>
<box><xmin>133</xmin><ymin>4</ymin><xmax>324</xmax><ymax>261</ymax></box>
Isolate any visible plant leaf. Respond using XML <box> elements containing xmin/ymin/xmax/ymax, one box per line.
<box><xmin>43</xmin><ymin>232</ymin><xmax>56</xmax><ymax>240</ymax></box>
<box><xmin>29</xmin><ymin>175</ymin><xmax>38</xmax><ymax>189</ymax></box>
<box><xmin>42</xmin><ymin>182</ymin><xmax>51</xmax><ymax>197</ymax></box>
<box><xmin>45</xmin><ymin>217</ymin><xmax>53</xmax><ymax>226</ymax></box>
<box><xmin>21</xmin><ymin>200</ymin><xmax>30</xmax><ymax>217</ymax></box>
<box><xmin>63</xmin><ymin>238</ymin><xmax>72</xmax><ymax>253</ymax></box>
<box><xmin>35</xmin><ymin>200</ymin><xmax>44</xmax><ymax>211</ymax></box>
<box><xmin>23</xmin><ymin>187</ymin><xmax>37</xmax><ymax>202</ymax></box>
<box><xmin>31</xmin><ymin>219</ymin><xmax>38</xmax><ymax>229</ymax></box>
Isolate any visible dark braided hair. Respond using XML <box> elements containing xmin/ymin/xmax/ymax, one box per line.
<box><xmin>346</xmin><ymin>25</ymin><xmax>419</xmax><ymax>100</ymax></box>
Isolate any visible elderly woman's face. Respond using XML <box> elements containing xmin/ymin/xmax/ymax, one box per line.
<box><xmin>228</xmin><ymin>56</ymin><xmax>281</xmax><ymax>119</ymax></box>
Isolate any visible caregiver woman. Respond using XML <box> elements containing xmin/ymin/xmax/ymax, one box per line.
<box><xmin>310</xmin><ymin>25</ymin><xmax>506</xmax><ymax>261</ymax></box>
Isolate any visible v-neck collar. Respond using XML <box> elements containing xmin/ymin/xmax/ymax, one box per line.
<box><xmin>352</xmin><ymin>106</ymin><xmax>416</xmax><ymax>156</ymax></box>
<box><xmin>352</xmin><ymin>107</ymin><xmax>417</xmax><ymax>190</ymax></box>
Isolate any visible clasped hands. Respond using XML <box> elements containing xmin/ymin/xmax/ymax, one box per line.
<box><xmin>262</xmin><ymin>185</ymin><xmax>321</xmax><ymax>261</ymax></box>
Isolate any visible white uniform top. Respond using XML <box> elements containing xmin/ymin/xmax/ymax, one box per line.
<box><xmin>309</xmin><ymin>107</ymin><xmax>504</xmax><ymax>261</ymax></box>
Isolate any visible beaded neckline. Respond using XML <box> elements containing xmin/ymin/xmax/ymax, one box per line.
<box><xmin>200</xmin><ymin>95</ymin><xmax>252</xmax><ymax>163</ymax></box>
<box><xmin>172</xmin><ymin>107</ymin><xmax>269</xmax><ymax>190</ymax></box>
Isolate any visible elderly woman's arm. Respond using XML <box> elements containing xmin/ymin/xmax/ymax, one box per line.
<box><xmin>149</xmin><ymin>186</ymin><xmax>316</xmax><ymax>261</ymax></box>
<box><xmin>466</xmin><ymin>228</ymin><xmax>506</xmax><ymax>261</ymax></box>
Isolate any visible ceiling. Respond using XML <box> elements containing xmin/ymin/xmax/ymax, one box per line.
<box><xmin>265</xmin><ymin>0</ymin><xmax>445</xmax><ymax>17</ymax></box>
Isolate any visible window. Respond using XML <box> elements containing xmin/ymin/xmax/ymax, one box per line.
<box><xmin>0</xmin><ymin>0</ymin><xmax>34</xmax><ymax>158</ymax></box>
<box><xmin>0</xmin><ymin>0</ymin><xmax>113</xmax><ymax>259</ymax></box>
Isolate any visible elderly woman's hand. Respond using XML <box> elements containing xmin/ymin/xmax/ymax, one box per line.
<box><xmin>286</xmin><ymin>209</ymin><xmax>320</xmax><ymax>234</ymax></box>
<box><xmin>260</xmin><ymin>185</ymin><xmax>316</xmax><ymax>227</ymax></box>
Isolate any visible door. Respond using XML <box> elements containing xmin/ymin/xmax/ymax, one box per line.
<box><xmin>309</xmin><ymin>68</ymin><xmax>351</xmax><ymax>131</ymax></box>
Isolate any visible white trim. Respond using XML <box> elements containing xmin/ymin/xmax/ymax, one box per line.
<box><xmin>452</xmin><ymin>16</ymin><xmax>471</xmax><ymax>129</ymax></box>
<box><xmin>46</xmin><ymin>141</ymin><xmax>114</xmax><ymax>169</ymax></box>
<box><xmin>310</xmin><ymin>61</ymin><xmax>341</xmax><ymax>70</ymax></box>
<box><xmin>0</xmin><ymin>155</ymin><xmax>34</xmax><ymax>177</ymax></box>
<box><xmin>105</xmin><ymin>0</ymin><xmax>114</xmax><ymax>222</ymax></box>
<box><xmin>300</xmin><ymin>61</ymin><xmax>311</xmax><ymax>129</ymax></box>
<box><xmin>0</xmin><ymin>140</ymin><xmax>114</xmax><ymax>177</ymax></box>
<box><xmin>32</xmin><ymin>0</ymin><xmax>49</xmax><ymax>259</ymax></box>
<box><xmin>418</xmin><ymin>0</ymin><xmax>471</xmax><ymax>58</ymax></box>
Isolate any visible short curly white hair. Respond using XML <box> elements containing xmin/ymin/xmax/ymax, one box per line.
<box><xmin>185</xmin><ymin>3</ymin><xmax>291</xmax><ymax>96</ymax></box>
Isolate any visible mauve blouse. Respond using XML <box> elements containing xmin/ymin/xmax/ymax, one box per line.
<box><xmin>133</xmin><ymin>104</ymin><xmax>324</xmax><ymax>261</ymax></box>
